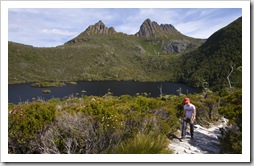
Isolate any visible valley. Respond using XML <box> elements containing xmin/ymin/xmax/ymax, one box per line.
<box><xmin>8</xmin><ymin>16</ymin><xmax>243</xmax><ymax>154</ymax></box>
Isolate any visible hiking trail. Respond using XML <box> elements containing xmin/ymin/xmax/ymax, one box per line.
<box><xmin>168</xmin><ymin>118</ymin><xmax>228</xmax><ymax>154</ymax></box>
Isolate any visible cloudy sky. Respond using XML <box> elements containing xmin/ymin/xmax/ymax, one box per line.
<box><xmin>8</xmin><ymin>8</ymin><xmax>242</xmax><ymax>47</ymax></box>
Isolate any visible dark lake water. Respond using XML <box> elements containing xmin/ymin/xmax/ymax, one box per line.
<box><xmin>8</xmin><ymin>81</ymin><xmax>199</xmax><ymax>104</ymax></box>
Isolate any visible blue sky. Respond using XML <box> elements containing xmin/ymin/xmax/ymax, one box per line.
<box><xmin>8</xmin><ymin>8</ymin><xmax>242</xmax><ymax>47</ymax></box>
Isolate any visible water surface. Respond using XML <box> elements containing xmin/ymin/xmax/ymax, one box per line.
<box><xmin>8</xmin><ymin>81</ymin><xmax>199</xmax><ymax>104</ymax></box>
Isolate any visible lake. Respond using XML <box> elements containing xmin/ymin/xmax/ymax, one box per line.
<box><xmin>8</xmin><ymin>81</ymin><xmax>199</xmax><ymax>104</ymax></box>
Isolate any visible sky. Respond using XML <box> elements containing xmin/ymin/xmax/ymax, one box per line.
<box><xmin>8</xmin><ymin>8</ymin><xmax>242</xmax><ymax>47</ymax></box>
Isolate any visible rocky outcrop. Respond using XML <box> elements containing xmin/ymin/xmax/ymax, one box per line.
<box><xmin>84</xmin><ymin>20</ymin><xmax>116</xmax><ymax>35</ymax></box>
<box><xmin>134</xmin><ymin>45</ymin><xmax>146</xmax><ymax>53</ymax></box>
<box><xmin>134</xmin><ymin>19</ymin><xmax>204</xmax><ymax>53</ymax></box>
<box><xmin>65</xmin><ymin>20</ymin><xmax>116</xmax><ymax>44</ymax></box>
<box><xmin>135</xmin><ymin>19</ymin><xmax>180</xmax><ymax>38</ymax></box>
<box><xmin>65</xmin><ymin>38</ymin><xmax>90</xmax><ymax>44</ymax></box>
<box><xmin>162</xmin><ymin>40</ymin><xmax>188</xmax><ymax>53</ymax></box>
<box><xmin>162</xmin><ymin>40</ymin><xmax>200</xmax><ymax>53</ymax></box>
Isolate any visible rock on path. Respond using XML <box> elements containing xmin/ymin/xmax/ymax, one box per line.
<box><xmin>168</xmin><ymin>118</ymin><xmax>228</xmax><ymax>154</ymax></box>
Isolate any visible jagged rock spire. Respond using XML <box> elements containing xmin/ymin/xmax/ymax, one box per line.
<box><xmin>84</xmin><ymin>20</ymin><xmax>116</xmax><ymax>35</ymax></box>
<box><xmin>65</xmin><ymin>20</ymin><xmax>117</xmax><ymax>44</ymax></box>
<box><xmin>65</xmin><ymin>19</ymin><xmax>187</xmax><ymax>45</ymax></box>
<box><xmin>135</xmin><ymin>19</ymin><xmax>179</xmax><ymax>38</ymax></box>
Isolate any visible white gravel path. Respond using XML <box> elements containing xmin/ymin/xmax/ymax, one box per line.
<box><xmin>168</xmin><ymin>118</ymin><xmax>228</xmax><ymax>154</ymax></box>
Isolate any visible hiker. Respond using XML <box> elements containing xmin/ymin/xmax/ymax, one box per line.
<box><xmin>181</xmin><ymin>97</ymin><xmax>196</xmax><ymax>139</ymax></box>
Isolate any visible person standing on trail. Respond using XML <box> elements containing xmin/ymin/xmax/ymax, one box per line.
<box><xmin>181</xmin><ymin>97</ymin><xmax>196</xmax><ymax>139</ymax></box>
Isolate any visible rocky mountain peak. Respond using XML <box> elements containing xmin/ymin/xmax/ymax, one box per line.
<box><xmin>83</xmin><ymin>20</ymin><xmax>116</xmax><ymax>35</ymax></box>
<box><xmin>65</xmin><ymin>20</ymin><xmax>117</xmax><ymax>44</ymax></box>
<box><xmin>135</xmin><ymin>19</ymin><xmax>179</xmax><ymax>38</ymax></box>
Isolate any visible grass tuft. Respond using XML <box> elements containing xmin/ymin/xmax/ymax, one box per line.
<box><xmin>114</xmin><ymin>133</ymin><xmax>172</xmax><ymax>154</ymax></box>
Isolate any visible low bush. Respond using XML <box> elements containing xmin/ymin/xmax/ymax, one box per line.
<box><xmin>218</xmin><ymin>89</ymin><xmax>242</xmax><ymax>153</ymax></box>
<box><xmin>8</xmin><ymin>91</ymin><xmax>237</xmax><ymax>154</ymax></box>
<box><xmin>113</xmin><ymin>132</ymin><xmax>171</xmax><ymax>154</ymax></box>
<box><xmin>8</xmin><ymin>102</ymin><xmax>56</xmax><ymax>153</ymax></box>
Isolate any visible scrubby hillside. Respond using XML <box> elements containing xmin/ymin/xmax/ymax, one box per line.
<box><xmin>8</xmin><ymin>19</ymin><xmax>204</xmax><ymax>84</ymax></box>
<box><xmin>9</xmin><ymin>17</ymin><xmax>242</xmax><ymax>92</ymax></box>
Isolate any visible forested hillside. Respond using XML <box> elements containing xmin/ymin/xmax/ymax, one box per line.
<box><xmin>180</xmin><ymin>17</ymin><xmax>242</xmax><ymax>90</ymax></box>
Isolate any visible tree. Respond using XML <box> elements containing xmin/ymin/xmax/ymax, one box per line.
<box><xmin>227</xmin><ymin>64</ymin><xmax>234</xmax><ymax>93</ymax></box>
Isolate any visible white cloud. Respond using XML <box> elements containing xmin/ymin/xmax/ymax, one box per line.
<box><xmin>175</xmin><ymin>12</ymin><xmax>242</xmax><ymax>39</ymax></box>
<box><xmin>41</xmin><ymin>29</ymin><xmax>76</xmax><ymax>36</ymax></box>
<box><xmin>8</xmin><ymin>8</ymin><xmax>242</xmax><ymax>47</ymax></box>
<box><xmin>112</xmin><ymin>9</ymin><xmax>179</xmax><ymax>35</ymax></box>
<box><xmin>116</xmin><ymin>25</ymin><xmax>139</xmax><ymax>35</ymax></box>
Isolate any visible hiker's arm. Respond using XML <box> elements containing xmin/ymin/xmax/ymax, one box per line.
<box><xmin>191</xmin><ymin>109</ymin><xmax>196</xmax><ymax>123</ymax></box>
<box><xmin>183</xmin><ymin>110</ymin><xmax>186</xmax><ymax>118</ymax></box>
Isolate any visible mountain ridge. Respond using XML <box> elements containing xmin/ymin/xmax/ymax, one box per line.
<box><xmin>135</xmin><ymin>18</ymin><xmax>182</xmax><ymax>39</ymax></box>
<box><xmin>65</xmin><ymin>19</ymin><xmax>202</xmax><ymax>45</ymax></box>
<box><xmin>8</xmin><ymin>17</ymin><xmax>241</xmax><ymax>91</ymax></box>
<box><xmin>85</xmin><ymin>20</ymin><xmax>117</xmax><ymax>35</ymax></box>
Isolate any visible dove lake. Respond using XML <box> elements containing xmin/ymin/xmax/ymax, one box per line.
<box><xmin>8</xmin><ymin>81</ymin><xmax>199</xmax><ymax>104</ymax></box>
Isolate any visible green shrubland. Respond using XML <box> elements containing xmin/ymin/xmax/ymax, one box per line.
<box><xmin>8</xmin><ymin>88</ymin><xmax>242</xmax><ymax>154</ymax></box>
<box><xmin>8</xmin><ymin>36</ymin><xmax>184</xmax><ymax>84</ymax></box>
<box><xmin>32</xmin><ymin>82</ymin><xmax>66</xmax><ymax>87</ymax></box>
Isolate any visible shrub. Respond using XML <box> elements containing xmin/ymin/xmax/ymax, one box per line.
<box><xmin>32</xmin><ymin>111</ymin><xmax>120</xmax><ymax>154</ymax></box>
<box><xmin>113</xmin><ymin>132</ymin><xmax>171</xmax><ymax>154</ymax></box>
<box><xmin>42</xmin><ymin>89</ymin><xmax>51</xmax><ymax>93</ymax></box>
<box><xmin>218</xmin><ymin>89</ymin><xmax>242</xmax><ymax>153</ymax></box>
<box><xmin>219</xmin><ymin>130</ymin><xmax>242</xmax><ymax>154</ymax></box>
<box><xmin>8</xmin><ymin>102</ymin><xmax>56</xmax><ymax>153</ymax></box>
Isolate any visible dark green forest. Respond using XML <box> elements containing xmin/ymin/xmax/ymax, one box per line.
<box><xmin>180</xmin><ymin>17</ymin><xmax>242</xmax><ymax>91</ymax></box>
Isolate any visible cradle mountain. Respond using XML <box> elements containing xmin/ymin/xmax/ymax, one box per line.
<box><xmin>8</xmin><ymin>17</ymin><xmax>242</xmax><ymax>90</ymax></box>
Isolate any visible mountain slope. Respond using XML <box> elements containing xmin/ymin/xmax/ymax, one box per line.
<box><xmin>8</xmin><ymin>17</ymin><xmax>241</xmax><ymax>89</ymax></box>
<box><xmin>135</xmin><ymin>19</ymin><xmax>204</xmax><ymax>54</ymax></box>
<box><xmin>8</xmin><ymin>19</ymin><xmax>204</xmax><ymax>84</ymax></box>
<box><xmin>180</xmin><ymin>17</ymin><xmax>242</xmax><ymax>90</ymax></box>
<box><xmin>8</xmin><ymin>35</ymin><xmax>183</xmax><ymax>83</ymax></box>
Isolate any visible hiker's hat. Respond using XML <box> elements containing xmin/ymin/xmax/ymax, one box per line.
<box><xmin>184</xmin><ymin>97</ymin><xmax>190</xmax><ymax>103</ymax></box>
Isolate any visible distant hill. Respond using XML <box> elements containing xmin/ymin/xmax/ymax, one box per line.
<box><xmin>8</xmin><ymin>19</ymin><xmax>204</xmax><ymax>84</ymax></box>
<box><xmin>180</xmin><ymin>17</ymin><xmax>242</xmax><ymax>90</ymax></box>
<box><xmin>8</xmin><ymin>17</ymin><xmax>242</xmax><ymax>91</ymax></box>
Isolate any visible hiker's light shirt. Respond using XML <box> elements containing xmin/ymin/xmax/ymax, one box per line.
<box><xmin>184</xmin><ymin>104</ymin><xmax>195</xmax><ymax>119</ymax></box>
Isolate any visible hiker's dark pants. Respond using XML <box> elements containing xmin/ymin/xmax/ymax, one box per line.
<box><xmin>181</xmin><ymin>118</ymin><xmax>194</xmax><ymax>138</ymax></box>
